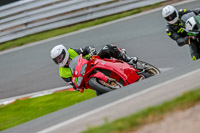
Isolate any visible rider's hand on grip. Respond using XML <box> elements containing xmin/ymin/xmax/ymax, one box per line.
<box><xmin>86</xmin><ymin>45</ymin><xmax>97</xmax><ymax>55</ymax></box>
<box><xmin>89</xmin><ymin>47</ymin><xmax>97</xmax><ymax>55</ymax></box>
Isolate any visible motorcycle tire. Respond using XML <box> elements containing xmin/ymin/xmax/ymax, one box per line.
<box><xmin>136</xmin><ymin>60</ymin><xmax>160</xmax><ymax>78</ymax></box>
<box><xmin>88</xmin><ymin>77</ymin><xmax>122</xmax><ymax>96</ymax></box>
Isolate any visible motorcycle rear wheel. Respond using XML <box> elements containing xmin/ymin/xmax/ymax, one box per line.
<box><xmin>88</xmin><ymin>77</ymin><xmax>122</xmax><ymax>96</ymax></box>
<box><xmin>136</xmin><ymin>60</ymin><xmax>160</xmax><ymax>78</ymax></box>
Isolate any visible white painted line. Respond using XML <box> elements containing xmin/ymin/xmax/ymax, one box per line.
<box><xmin>0</xmin><ymin>85</ymin><xmax>72</xmax><ymax>105</ymax></box>
<box><xmin>1</xmin><ymin>99</ymin><xmax>16</xmax><ymax>105</ymax></box>
<box><xmin>159</xmin><ymin>67</ymin><xmax>173</xmax><ymax>72</ymax></box>
<box><xmin>30</xmin><ymin>92</ymin><xmax>54</xmax><ymax>98</ymax></box>
<box><xmin>38</xmin><ymin>67</ymin><xmax>200</xmax><ymax>133</ymax></box>
<box><xmin>0</xmin><ymin>0</ymin><xmax>196</xmax><ymax>56</ymax></box>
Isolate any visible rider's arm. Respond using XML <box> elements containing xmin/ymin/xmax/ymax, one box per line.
<box><xmin>166</xmin><ymin>25</ymin><xmax>188</xmax><ymax>46</ymax></box>
<box><xmin>72</xmin><ymin>45</ymin><xmax>96</xmax><ymax>56</ymax></box>
<box><xmin>179</xmin><ymin>8</ymin><xmax>200</xmax><ymax>16</ymax></box>
<box><xmin>178</xmin><ymin>9</ymin><xmax>191</xmax><ymax>16</ymax></box>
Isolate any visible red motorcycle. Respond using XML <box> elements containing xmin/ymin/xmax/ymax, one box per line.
<box><xmin>69</xmin><ymin>54</ymin><xmax>160</xmax><ymax>95</ymax></box>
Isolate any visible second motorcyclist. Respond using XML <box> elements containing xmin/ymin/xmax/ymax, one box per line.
<box><xmin>162</xmin><ymin>5</ymin><xmax>200</xmax><ymax>60</ymax></box>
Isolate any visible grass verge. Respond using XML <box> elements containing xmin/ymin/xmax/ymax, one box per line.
<box><xmin>0</xmin><ymin>0</ymin><xmax>180</xmax><ymax>52</ymax></box>
<box><xmin>83</xmin><ymin>88</ymin><xmax>200</xmax><ymax>133</ymax></box>
<box><xmin>0</xmin><ymin>89</ymin><xmax>96</xmax><ymax>131</ymax></box>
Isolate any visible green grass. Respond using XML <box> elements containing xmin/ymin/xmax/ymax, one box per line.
<box><xmin>83</xmin><ymin>88</ymin><xmax>200</xmax><ymax>133</ymax></box>
<box><xmin>1</xmin><ymin>87</ymin><xmax>199</xmax><ymax>133</ymax></box>
<box><xmin>0</xmin><ymin>2</ymin><xmax>164</xmax><ymax>52</ymax></box>
<box><xmin>0</xmin><ymin>89</ymin><xmax>96</xmax><ymax>131</ymax></box>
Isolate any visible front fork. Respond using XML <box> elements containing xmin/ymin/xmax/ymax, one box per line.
<box><xmin>188</xmin><ymin>36</ymin><xmax>191</xmax><ymax>45</ymax></box>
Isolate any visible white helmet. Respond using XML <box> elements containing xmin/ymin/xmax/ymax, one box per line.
<box><xmin>50</xmin><ymin>44</ymin><xmax>69</xmax><ymax>67</ymax></box>
<box><xmin>162</xmin><ymin>5</ymin><xmax>179</xmax><ymax>24</ymax></box>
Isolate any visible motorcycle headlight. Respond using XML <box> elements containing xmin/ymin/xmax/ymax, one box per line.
<box><xmin>77</xmin><ymin>76</ymin><xmax>83</xmax><ymax>87</ymax></box>
<box><xmin>81</xmin><ymin>64</ymin><xmax>87</xmax><ymax>76</ymax></box>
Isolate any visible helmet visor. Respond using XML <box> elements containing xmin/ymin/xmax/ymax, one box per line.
<box><xmin>164</xmin><ymin>11</ymin><xmax>177</xmax><ymax>22</ymax></box>
<box><xmin>53</xmin><ymin>50</ymin><xmax>66</xmax><ymax>64</ymax></box>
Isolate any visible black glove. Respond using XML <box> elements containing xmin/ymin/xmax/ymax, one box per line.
<box><xmin>85</xmin><ymin>45</ymin><xmax>97</xmax><ymax>55</ymax></box>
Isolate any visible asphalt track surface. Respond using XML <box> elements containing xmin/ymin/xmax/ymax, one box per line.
<box><xmin>1</xmin><ymin>0</ymin><xmax>199</xmax><ymax>99</ymax></box>
<box><xmin>1</xmin><ymin>0</ymin><xmax>200</xmax><ymax>133</ymax></box>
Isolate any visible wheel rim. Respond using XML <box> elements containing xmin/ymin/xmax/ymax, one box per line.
<box><xmin>98</xmin><ymin>79</ymin><xmax>122</xmax><ymax>90</ymax></box>
<box><xmin>137</xmin><ymin>61</ymin><xmax>160</xmax><ymax>75</ymax></box>
<box><xmin>147</xmin><ymin>67</ymin><xmax>160</xmax><ymax>75</ymax></box>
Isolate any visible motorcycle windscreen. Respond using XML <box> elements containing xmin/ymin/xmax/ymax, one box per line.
<box><xmin>69</xmin><ymin>56</ymin><xmax>79</xmax><ymax>75</ymax></box>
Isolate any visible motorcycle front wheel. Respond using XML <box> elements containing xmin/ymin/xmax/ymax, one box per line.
<box><xmin>88</xmin><ymin>77</ymin><xmax>123</xmax><ymax>96</ymax></box>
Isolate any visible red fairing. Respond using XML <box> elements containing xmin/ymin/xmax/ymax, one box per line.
<box><xmin>123</xmin><ymin>67</ymin><xmax>140</xmax><ymax>84</ymax></box>
<box><xmin>72</xmin><ymin>55</ymin><xmax>88</xmax><ymax>88</ymax></box>
<box><xmin>92</xmin><ymin>58</ymin><xmax>140</xmax><ymax>84</ymax></box>
<box><xmin>71</xmin><ymin>55</ymin><xmax>140</xmax><ymax>91</ymax></box>
<box><xmin>89</xmin><ymin>72</ymin><xmax>108</xmax><ymax>82</ymax></box>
